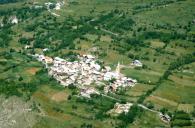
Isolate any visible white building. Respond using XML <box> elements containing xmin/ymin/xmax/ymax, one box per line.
<box><xmin>37</xmin><ymin>54</ymin><xmax>45</xmax><ymax>62</ymax></box>
<box><xmin>108</xmin><ymin>102</ymin><xmax>133</xmax><ymax>115</ymax></box>
<box><xmin>45</xmin><ymin>2</ymin><xmax>53</xmax><ymax>7</ymax></box>
<box><xmin>10</xmin><ymin>16</ymin><xmax>18</xmax><ymax>24</ymax></box>
<box><xmin>159</xmin><ymin>113</ymin><xmax>171</xmax><ymax>123</ymax></box>
<box><xmin>104</xmin><ymin>66</ymin><xmax>111</xmax><ymax>72</ymax></box>
<box><xmin>44</xmin><ymin>56</ymin><xmax>53</xmax><ymax>64</ymax></box>
<box><xmin>43</xmin><ymin>48</ymin><xmax>50</xmax><ymax>52</ymax></box>
<box><xmin>33</xmin><ymin>54</ymin><xmax>137</xmax><ymax>94</ymax></box>
<box><xmin>25</xmin><ymin>45</ymin><xmax>31</xmax><ymax>49</ymax></box>
<box><xmin>34</xmin><ymin>5</ymin><xmax>43</xmax><ymax>9</ymax></box>
<box><xmin>0</xmin><ymin>22</ymin><xmax>3</xmax><ymax>27</ymax></box>
<box><xmin>131</xmin><ymin>60</ymin><xmax>143</xmax><ymax>67</ymax></box>
<box><xmin>54</xmin><ymin>57</ymin><xmax>65</xmax><ymax>62</ymax></box>
<box><xmin>55</xmin><ymin>2</ymin><xmax>61</xmax><ymax>10</ymax></box>
<box><xmin>80</xmin><ymin>87</ymin><xmax>100</xmax><ymax>98</ymax></box>
<box><xmin>104</xmin><ymin>72</ymin><xmax>119</xmax><ymax>81</ymax></box>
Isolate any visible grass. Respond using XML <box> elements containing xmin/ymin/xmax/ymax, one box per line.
<box><xmin>165</xmin><ymin>40</ymin><xmax>195</xmax><ymax>56</ymax></box>
<box><xmin>100</xmin><ymin>35</ymin><xmax>112</xmax><ymax>42</ymax></box>
<box><xmin>144</xmin><ymin>61</ymin><xmax>195</xmax><ymax>112</ymax></box>
<box><xmin>84</xmin><ymin>33</ymin><xmax>98</xmax><ymax>41</ymax></box>
<box><xmin>150</xmin><ymin>39</ymin><xmax>165</xmax><ymax>48</ymax></box>
<box><xmin>155</xmin><ymin>80</ymin><xmax>195</xmax><ymax>104</ymax></box>
<box><xmin>145</xmin><ymin>95</ymin><xmax>178</xmax><ymax>111</ymax></box>
<box><xmin>32</xmin><ymin>85</ymin><xmax>116</xmax><ymax>128</ymax></box>
<box><xmin>121</xmin><ymin>68</ymin><xmax>161</xmax><ymax>83</ymax></box>
<box><xmin>169</xmin><ymin>73</ymin><xmax>195</xmax><ymax>87</ymax></box>
<box><xmin>145</xmin><ymin>79</ymin><xmax>195</xmax><ymax>112</ymax></box>
<box><xmin>0</xmin><ymin>52</ymin><xmax>41</xmax><ymax>82</ymax></box>
<box><xmin>178</xmin><ymin>104</ymin><xmax>194</xmax><ymax>113</ymax></box>
<box><xmin>133</xmin><ymin>0</ymin><xmax>195</xmax><ymax>27</ymax></box>
<box><xmin>102</xmin><ymin>50</ymin><xmax>130</xmax><ymax>65</ymax></box>
<box><xmin>126</xmin><ymin>83</ymin><xmax>155</xmax><ymax>97</ymax></box>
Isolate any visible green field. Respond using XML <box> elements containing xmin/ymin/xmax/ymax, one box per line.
<box><xmin>0</xmin><ymin>0</ymin><xmax>195</xmax><ymax>127</ymax></box>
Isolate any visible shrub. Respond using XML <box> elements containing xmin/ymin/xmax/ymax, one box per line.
<box><xmin>171</xmin><ymin>119</ymin><xmax>192</xmax><ymax>127</ymax></box>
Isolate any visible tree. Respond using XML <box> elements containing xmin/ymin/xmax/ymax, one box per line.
<box><xmin>18</xmin><ymin>76</ymin><xmax>23</xmax><ymax>81</ymax></box>
<box><xmin>67</xmin><ymin>95</ymin><xmax>72</xmax><ymax>100</ymax></box>
<box><xmin>171</xmin><ymin>111</ymin><xmax>192</xmax><ymax>127</ymax></box>
<box><xmin>118</xmin><ymin>105</ymin><xmax>143</xmax><ymax>126</ymax></box>
<box><xmin>72</xmin><ymin>104</ymin><xmax>77</xmax><ymax>109</ymax></box>
<box><xmin>145</xmin><ymin>101</ymin><xmax>154</xmax><ymax>109</ymax></box>
<box><xmin>18</xmin><ymin>37</ymin><xmax>30</xmax><ymax>44</ymax></box>
<box><xmin>160</xmin><ymin>107</ymin><xmax>168</xmax><ymax>114</ymax></box>
<box><xmin>109</xmin><ymin>78</ymin><xmax>116</xmax><ymax>83</ymax></box>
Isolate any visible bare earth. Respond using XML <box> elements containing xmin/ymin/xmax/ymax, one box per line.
<box><xmin>51</xmin><ymin>91</ymin><xmax>68</xmax><ymax>102</ymax></box>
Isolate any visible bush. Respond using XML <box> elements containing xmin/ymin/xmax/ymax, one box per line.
<box><xmin>171</xmin><ymin>111</ymin><xmax>192</xmax><ymax>127</ymax></box>
<box><xmin>118</xmin><ymin>105</ymin><xmax>143</xmax><ymax>126</ymax></box>
<box><xmin>18</xmin><ymin>76</ymin><xmax>23</xmax><ymax>81</ymax></box>
<box><xmin>145</xmin><ymin>101</ymin><xmax>154</xmax><ymax>109</ymax></box>
<box><xmin>18</xmin><ymin>37</ymin><xmax>30</xmax><ymax>44</ymax></box>
<box><xmin>174</xmin><ymin>111</ymin><xmax>191</xmax><ymax>120</ymax></box>
<box><xmin>128</xmin><ymin>53</ymin><xmax>135</xmax><ymax>59</ymax></box>
<box><xmin>68</xmin><ymin>84</ymin><xmax>77</xmax><ymax>90</ymax></box>
<box><xmin>67</xmin><ymin>95</ymin><xmax>72</xmax><ymax>100</ymax></box>
<box><xmin>126</xmin><ymin>38</ymin><xmax>144</xmax><ymax>47</ymax></box>
<box><xmin>171</xmin><ymin>119</ymin><xmax>192</xmax><ymax>127</ymax></box>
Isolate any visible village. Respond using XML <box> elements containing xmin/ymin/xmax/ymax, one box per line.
<box><xmin>32</xmin><ymin>53</ymin><xmax>137</xmax><ymax>96</ymax></box>
<box><xmin>31</xmin><ymin>52</ymin><xmax>171</xmax><ymax>123</ymax></box>
<box><xmin>31</xmin><ymin>52</ymin><xmax>172</xmax><ymax>123</ymax></box>
<box><xmin>1</xmin><ymin>0</ymin><xmax>195</xmax><ymax>127</ymax></box>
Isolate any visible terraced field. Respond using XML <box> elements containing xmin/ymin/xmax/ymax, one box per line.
<box><xmin>0</xmin><ymin>0</ymin><xmax>195</xmax><ymax>127</ymax></box>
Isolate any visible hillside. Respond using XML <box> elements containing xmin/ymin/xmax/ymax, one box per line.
<box><xmin>0</xmin><ymin>0</ymin><xmax>195</xmax><ymax>128</ymax></box>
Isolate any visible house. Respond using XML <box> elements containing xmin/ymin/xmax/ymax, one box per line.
<box><xmin>72</xmin><ymin>26</ymin><xmax>78</xmax><ymax>29</ymax></box>
<box><xmin>104</xmin><ymin>84</ymin><xmax>118</xmax><ymax>93</ymax></box>
<box><xmin>83</xmin><ymin>79</ymin><xmax>93</xmax><ymax>85</ymax></box>
<box><xmin>108</xmin><ymin>102</ymin><xmax>133</xmax><ymax>115</ymax></box>
<box><xmin>159</xmin><ymin>113</ymin><xmax>171</xmax><ymax>123</ymax></box>
<box><xmin>0</xmin><ymin>22</ymin><xmax>3</xmax><ymax>27</ymax></box>
<box><xmin>54</xmin><ymin>57</ymin><xmax>64</xmax><ymax>62</ymax></box>
<box><xmin>83</xmin><ymin>54</ymin><xmax>95</xmax><ymax>60</ymax></box>
<box><xmin>193</xmin><ymin>19</ymin><xmax>195</xmax><ymax>24</ymax></box>
<box><xmin>39</xmin><ymin>53</ymin><xmax>137</xmax><ymax>92</ymax></box>
<box><xmin>131</xmin><ymin>60</ymin><xmax>143</xmax><ymax>67</ymax></box>
<box><xmin>44</xmin><ymin>56</ymin><xmax>53</xmax><ymax>64</ymax></box>
<box><xmin>105</xmin><ymin>66</ymin><xmax>111</xmax><ymax>72</ymax></box>
<box><xmin>10</xmin><ymin>16</ymin><xmax>18</xmax><ymax>24</ymax></box>
<box><xmin>43</xmin><ymin>48</ymin><xmax>50</xmax><ymax>52</ymax></box>
<box><xmin>25</xmin><ymin>45</ymin><xmax>31</xmax><ymax>49</ymax></box>
<box><xmin>37</xmin><ymin>54</ymin><xmax>45</xmax><ymax>62</ymax></box>
<box><xmin>51</xmin><ymin>12</ymin><xmax>60</xmax><ymax>17</ymax></box>
<box><xmin>34</xmin><ymin>5</ymin><xmax>43</xmax><ymax>9</ymax></box>
<box><xmin>80</xmin><ymin>87</ymin><xmax>99</xmax><ymax>98</ymax></box>
<box><xmin>93</xmin><ymin>64</ymin><xmax>101</xmax><ymax>71</ymax></box>
<box><xmin>104</xmin><ymin>72</ymin><xmax>119</xmax><ymax>81</ymax></box>
<box><xmin>55</xmin><ymin>2</ymin><xmax>61</xmax><ymax>10</ymax></box>
<box><xmin>45</xmin><ymin>2</ymin><xmax>54</xmax><ymax>7</ymax></box>
<box><xmin>127</xmin><ymin>78</ymin><xmax>137</xmax><ymax>84</ymax></box>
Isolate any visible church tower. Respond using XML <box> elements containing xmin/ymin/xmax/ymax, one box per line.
<box><xmin>116</xmin><ymin>62</ymin><xmax>120</xmax><ymax>75</ymax></box>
